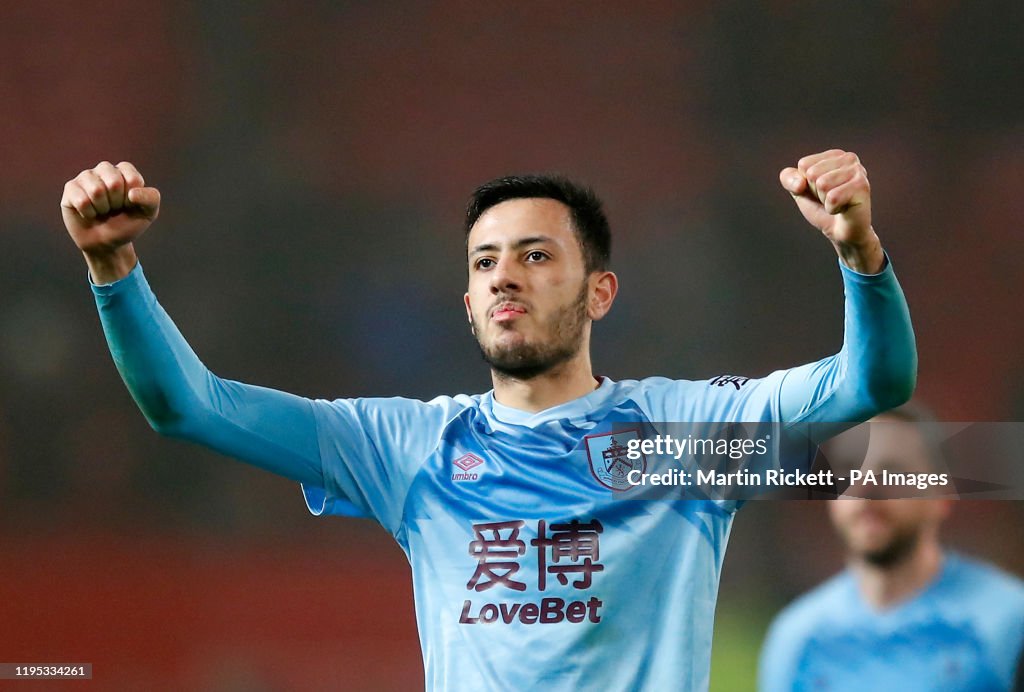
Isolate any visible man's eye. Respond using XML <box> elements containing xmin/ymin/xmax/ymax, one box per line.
<box><xmin>475</xmin><ymin>258</ymin><xmax>495</xmax><ymax>269</ymax></box>
<box><xmin>526</xmin><ymin>251</ymin><xmax>547</xmax><ymax>262</ymax></box>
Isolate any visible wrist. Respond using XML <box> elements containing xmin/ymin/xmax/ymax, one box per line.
<box><xmin>84</xmin><ymin>244</ymin><xmax>138</xmax><ymax>285</ymax></box>
<box><xmin>833</xmin><ymin>230</ymin><xmax>884</xmax><ymax>274</ymax></box>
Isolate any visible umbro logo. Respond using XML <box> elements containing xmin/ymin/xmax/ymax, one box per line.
<box><xmin>452</xmin><ymin>453</ymin><xmax>485</xmax><ymax>482</ymax></box>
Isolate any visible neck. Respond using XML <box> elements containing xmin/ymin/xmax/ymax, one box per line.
<box><xmin>852</xmin><ymin>539</ymin><xmax>944</xmax><ymax>610</ymax></box>
<box><xmin>491</xmin><ymin>348</ymin><xmax>599</xmax><ymax>413</ymax></box>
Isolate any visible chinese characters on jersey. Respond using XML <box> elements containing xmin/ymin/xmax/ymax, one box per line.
<box><xmin>460</xmin><ymin>519</ymin><xmax>605</xmax><ymax>625</ymax></box>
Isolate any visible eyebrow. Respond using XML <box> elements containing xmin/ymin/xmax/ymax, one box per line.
<box><xmin>469</xmin><ymin>235</ymin><xmax>554</xmax><ymax>256</ymax></box>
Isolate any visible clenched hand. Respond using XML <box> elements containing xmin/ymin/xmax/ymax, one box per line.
<box><xmin>61</xmin><ymin>161</ymin><xmax>160</xmax><ymax>283</ymax></box>
<box><xmin>781</xmin><ymin>149</ymin><xmax>884</xmax><ymax>274</ymax></box>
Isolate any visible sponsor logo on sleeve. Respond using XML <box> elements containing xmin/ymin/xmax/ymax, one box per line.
<box><xmin>709</xmin><ymin>374</ymin><xmax>750</xmax><ymax>390</ymax></box>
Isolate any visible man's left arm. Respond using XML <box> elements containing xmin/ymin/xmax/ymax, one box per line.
<box><xmin>774</xmin><ymin>150</ymin><xmax>917</xmax><ymax>426</ymax></box>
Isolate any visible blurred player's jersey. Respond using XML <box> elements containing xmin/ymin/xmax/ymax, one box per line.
<box><xmin>91</xmin><ymin>257</ymin><xmax>915</xmax><ymax>691</ymax></box>
<box><xmin>759</xmin><ymin>553</ymin><xmax>1024</xmax><ymax>692</ymax></box>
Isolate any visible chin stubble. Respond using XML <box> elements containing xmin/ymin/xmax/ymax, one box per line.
<box><xmin>474</xmin><ymin>283</ymin><xmax>589</xmax><ymax>381</ymax></box>
<box><xmin>857</xmin><ymin>525</ymin><xmax>922</xmax><ymax>568</ymax></box>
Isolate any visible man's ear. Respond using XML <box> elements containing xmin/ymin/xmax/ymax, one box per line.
<box><xmin>464</xmin><ymin>292</ymin><xmax>475</xmax><ymax>334</ymax></box>
<box><xmin>588</xmin><ymin>271</ymin><xmax>619</xmax><ymax>321</ymax></box>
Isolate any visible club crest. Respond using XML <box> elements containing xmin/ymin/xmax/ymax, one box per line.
<box><xmin>585</xmin><ymin>429</ymin><xmax>646</xmax><ymax>492</ymax></box>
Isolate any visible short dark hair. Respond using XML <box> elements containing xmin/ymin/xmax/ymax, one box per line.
<box><xmin>464</xmin><ymin>174</ymin><xmax>611</xmax><ymax>273</ymax></box>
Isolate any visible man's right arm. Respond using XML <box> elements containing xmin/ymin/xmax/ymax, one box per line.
<box><xmin>91</xmin><ymin>261</ymin><xmax>324</xmax><ymax>487</ymax></box>
<box><xmin>64</xmin><ymin>161</ymin><xmax>324</xmax><ymax>487</ymax></box>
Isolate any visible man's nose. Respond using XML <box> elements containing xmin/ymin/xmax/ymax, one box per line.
<box><xmin>489</xmin><ymin>257</ymin><xmax>522</xmax><ymax>294</ymax></box>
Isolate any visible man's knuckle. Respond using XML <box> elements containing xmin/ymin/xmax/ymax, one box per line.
<box><xmin>117</xmin><ymin>165</ymin><xmax>143</xmax><ymax>185</ymax></box>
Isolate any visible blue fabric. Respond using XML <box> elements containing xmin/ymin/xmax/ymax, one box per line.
<box><xmin>92</xmin><ymin>257</ymin><xmax>916</xmax><ymax>691</ymax></box>
<box><xmin>759</xmin><ymin>554</ymin><xmax>1024</xmax><ymax>692</ymax></box>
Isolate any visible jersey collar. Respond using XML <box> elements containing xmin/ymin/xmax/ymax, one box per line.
<box><xmin>483</xmin><ymin>376</ymin><xmax>617</xmax><ymax>429</ymax></box>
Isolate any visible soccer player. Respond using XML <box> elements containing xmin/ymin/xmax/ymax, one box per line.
<box><xmin>758</xmin><ymin>406</ymin><xmax>1024</xmax><ymax>692</ymax></box>
<box><xmin>62</xmin><ymin>150</ymin><xmax>915</xmax><ymax>691</ymax></box>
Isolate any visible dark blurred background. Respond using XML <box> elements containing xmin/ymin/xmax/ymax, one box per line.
<box><xmin>2</xmin><ymin>2</ymin><xmax>1022</xmax><ymax>689</ymax></box>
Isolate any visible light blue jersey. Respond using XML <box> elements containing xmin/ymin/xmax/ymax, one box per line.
<box><xmin>759</xmin><ymin>554</ymin><xmax>1024</xmax><ymax>692</ymax></box>
<box><xmin>91</xmin><ymin>258</ymin><xmax>915</xmax><ymax>691</ymax></box>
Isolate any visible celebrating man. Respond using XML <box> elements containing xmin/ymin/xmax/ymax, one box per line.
<box><xmin>63</xmin><ymin>150</ymin><xmax>915</xmax><ymax>690</ymax></box>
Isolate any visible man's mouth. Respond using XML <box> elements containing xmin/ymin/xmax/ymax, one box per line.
<box><xmin>491</xmin><ymin>302</ymin><xmax>527</xmax><ymax>322</ymax></box>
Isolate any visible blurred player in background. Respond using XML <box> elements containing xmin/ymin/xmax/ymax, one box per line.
<box><xmin>759</xmin><ymin>404</ymin><xmax>1024</xmax><ymax>691</ymax></box>
<box><xmin>62</xmin><ymin>151</ymin><xmax>915</xmax><ymax>691</ymax></box>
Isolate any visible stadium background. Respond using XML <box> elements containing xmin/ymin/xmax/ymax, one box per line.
<box><xmin>2</xmin><ymin>2</ymin><xmax>1022</xmax><ymax>689</ymax></box>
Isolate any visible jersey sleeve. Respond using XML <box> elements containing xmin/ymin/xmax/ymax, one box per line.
<box><xmin>303</xmin><ymin>393</ymin><xmax>467</xmax><ymax>533</ymax></box>
<box><xmin>641</xmin><ymin>254</ymin><xmax>915</xmax><ymax>433</ymax></box>
<box><xmin>91</xmin><ymin>262</ymin><xmax>458</xmax><ymax>527</ymax></box>
<box><xmin>775</xmin><ymin>255</ymin><xmax>917</xmax><ymax>430</ymax></box>
<box><xmin>91</xmin><ymin>263</ymin><xmax>328</xmax><ymax>483</ymax></box>
<box><xmin>638</xmin><ymin>255</ymin><xmax>916</xmax><ymax>495</ymax></box>
<box><xmin>696</xmin><ymin>255</ymin><xmax>915</xmax><ymax>432</ymax></box>
<box><xmin>744</xmin><ymin>255</ymin><xmax>917</xmax><ymax>475</ymax></box>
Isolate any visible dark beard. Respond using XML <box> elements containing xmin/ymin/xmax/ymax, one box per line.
<box><xmin>475</xmin><ymin>283</ymin><xmax>588</xmax><ymax>381</ymax></box>
<box><xmin>860</xmin><ymin>526</ymin><xmax>921</xmax><ymax>568</ymax></box>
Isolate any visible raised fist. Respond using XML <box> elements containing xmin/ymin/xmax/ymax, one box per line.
<box><xmin>61</xmin><ymin>161</ymin><xmax>161</xmax><ymax>256</ymax></box>
<box><xmin>780</xmin><ymin>149</ymin><xmax>873</xmax><ymax>246</ymax></box>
